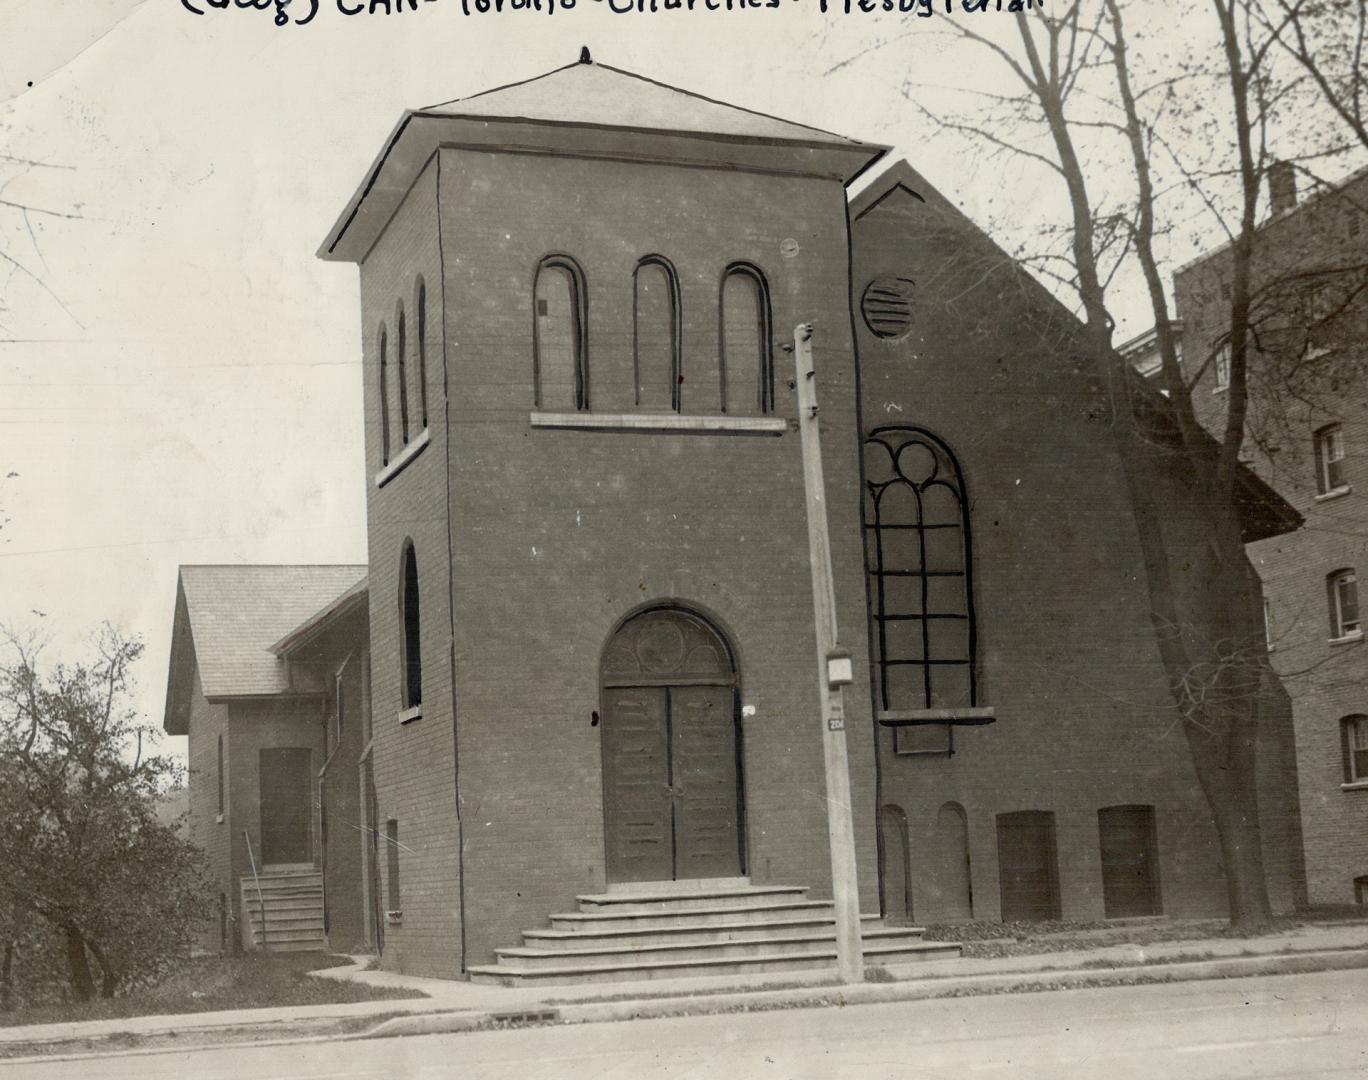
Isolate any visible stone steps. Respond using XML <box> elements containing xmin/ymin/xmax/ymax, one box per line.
<box><xmin>468</xmin><ymin>884</ymin><xmax>961</xmax><ymax>986</ymax></box>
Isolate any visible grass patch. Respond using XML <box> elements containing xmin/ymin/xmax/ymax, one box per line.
<box><xmin>0</xmin><ymin>953</ymin><xmax>423</xmax><ymax>1029</ymax></box>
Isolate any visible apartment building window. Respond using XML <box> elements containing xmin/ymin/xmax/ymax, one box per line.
<box><xmin>1213</xmin><ymin>341</ymin><xmax>1231</xmax><ymax>391</ymax></box>
<box><xmin>1328</xmin><ymin>569</ymin><xmax>1361</xmax><ymax>639</ymax></box>
<box><xmin>1343</xmin><ymin>716</ymin><xmax>1368</xmax><ymax>783</ymax></box>
<box><xmin>1315</xmin><ymin>424</ymin><xmax>1347</xmax><ymax>495</ymax></box>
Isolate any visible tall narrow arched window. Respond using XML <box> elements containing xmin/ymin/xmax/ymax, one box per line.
<box><xmin>378</xmin><ymin>325</ymin><xmax>391</xmax><ymax>466</ymax></box>
<box><xmin>534</xmin><ymin>256</ymin><xmax>588</xmax><ymax>411</ymax></box>
<box><xmin>395</xmin><ymin>303</ymin><xmax>410</xmax><ymax>446</ymax></box>
<box><xmin>863</xmin><ymin>426</ymin><xmax>976</xmax><ymax>713</ymax></box>
<box><xmin>634</xmin><ymin>256</ymin><xmax>681</xmax><ymax>412</ymax></box>
<box><xmin>400</xmin><ymin>542</ymin><xmax>422</xmax><ymax>710</ymax></box>
<box><xmin>415</xmin><ymin>278</ymin><xmax>429</xmax><ymax>430</ymax></box>
<box><xmin>720</xmin><ymin>263</ymin><xmax>773</xmax><ymax>415</ymax></box>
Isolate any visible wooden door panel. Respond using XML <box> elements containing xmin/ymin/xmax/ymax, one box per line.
<box><xmin>1099</xmin><ymin>805</ymin><xmax>1160</xmax><ymax>918</ymax></box>
<box><xmin>602</xmin><ymin>688</ymin><xmax>673</xmax><ymax>883</ymax></box>
<box><xmin>670</xmin><ymin>685</ymin><xmax>741</xmax><ymax>880</ymax></box>
<box><xmin>996</xmin><ymin>812</ymin><xmax>1060</xmax><ymax>922</ymax></box>
<box><xmin>260</xmin><ymin>747</ymin><xmax>312</xmax><ymax>865</ymax></box>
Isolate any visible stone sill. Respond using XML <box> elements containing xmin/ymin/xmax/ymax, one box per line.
<box><xmin>375</xmin><ymin>428</ymin><xmax>431</xmax><ymax>488</ymax></box>
<box><xmin>530</xmin><ymin>411</ymin><xmax>788</xmax><ymax>436</ymax></box>
<box><xmin>399</xmin><ymin>705</ymin><xmax>423</xmax><ymax>725</ymax></box>
<box><xmin>1341</xmin><ymin>781</ymin><xmax>1368</xmax><ymax>792</ymax></box>
<box><xmin>1329</xmin><ymin>631</ymin><xmax>1364</xmax><ymax>648</ymax></box>
<box><xmin>877</xmin><ymin>707</ymin><xmax>996</xmax><ymax>727</ymax></box>
<box><xmin>1315</xmin><ymin>485</ymin><xmax>1352</xmax><ymax>503</ymax></box>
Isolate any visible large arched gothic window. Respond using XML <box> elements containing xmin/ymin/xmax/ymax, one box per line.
<box><xmin>863</xmin><ymin>426</ymin><xmax>976</xmax><ymax>712</ymax></box>
<box><xmin>534</xmin><ymin>256</ymin><xmax>588</xmax><ymax>411</ymax></box>
<box><xmin>634</xmin><ymin>256</ymin><xmax>681</xmax><ymax>412</ymax></box>
<box><xmin>377</xmin><ymin>324</ymin><xmax>391</xmax><ymax>466</ymax></box>
<box><xmin>399</xmin><ymin>542</ymin><xmax>422</xmax><ymax>711</ymax></box>
<box><xmin>720</xmin><ymin>263</ymin><xmax>773</xmax><ymax>415</ymax></box>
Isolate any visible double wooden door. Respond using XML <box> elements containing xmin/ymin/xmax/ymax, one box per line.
<box><xmin>602</xmin><ymin>683</ymin><xmax>741</xmax><ymax>883</ymax></box>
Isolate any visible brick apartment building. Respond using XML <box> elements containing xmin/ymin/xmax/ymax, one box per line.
<box><xmin>166</xmin><ymin>54</ymin><xmax>1307</xmax><ymax>982</ymax></box>
<box><xmin>1171</xmin><ymin>163</ymin><xmax>1368</xmax><ymax>908</ymax></box>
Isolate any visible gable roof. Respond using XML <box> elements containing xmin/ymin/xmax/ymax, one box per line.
<box><xmin>423</xmin><ymin>59</ymin><xmax>861</xmax><ymax>146</ymax></box>
<box><xmin>849</xmin><ymin>158</ymin><xmax>1301</xmax><ymax>545</ymax></box>
<box><xmin>320</xmin><ymin>54</ymin><xmax>887</xmax><ymax>263</ymax></box>
<box><xmin>163</xmin><ymin>565</ymin><xmax>367</xmax><ymax>734</ymax></box>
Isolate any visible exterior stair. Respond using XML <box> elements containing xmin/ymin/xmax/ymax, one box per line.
<box><xmin>467</xmin><ymin>883</ymin><xmax>961</xmax><ymax>986</ymax></box>
<box><xmin>240</xmin><ymin>869</ymin><xmax>326</xmax><ymax>953</ymax></box>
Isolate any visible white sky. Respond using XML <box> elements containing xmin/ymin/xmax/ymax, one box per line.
<box><xmin>0</xmin><ymin>2</ymin><xmax>1344</xmax><ymax>755</ymax></box>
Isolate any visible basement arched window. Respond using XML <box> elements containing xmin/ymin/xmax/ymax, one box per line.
<box><xmin>720</xmin><ymin>263</ymin><xmax>773</xmax><ymax>415</ymax></box>
<box><xmin>634</xmin><ymin>256</ymin><xmax>681</xmax><ymax>412</ymax></box>
<box><xmin>534</xmin><ymin>256</ymin><xmax>588</xmax><ymax>411</ymax></box>
<box><xmin>400</xmin><ymin>541</ymin><xmax>422</xmax><ymax>711</ymax></box>
<box><xmin>863</xmin><ymin>426</ymin><xmax>976</xmax><ymax>713</ymax></box>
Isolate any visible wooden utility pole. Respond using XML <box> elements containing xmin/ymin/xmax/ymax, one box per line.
<box><xmin>793</xmin><ymin>322</ymin><xmax>864</xmax><ymax>985</ymax></box>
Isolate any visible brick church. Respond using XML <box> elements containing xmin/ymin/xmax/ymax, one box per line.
<box><xmin>165</xmin><ymin>53</ymin><xmax>1306</xmax><ymax>981</ymax></box>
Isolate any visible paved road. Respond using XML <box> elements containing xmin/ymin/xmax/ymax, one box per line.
<box><xmin>6</xmin><ymin>969</ymin><xmax>1367</xmax><ymax>1079</ymax></box>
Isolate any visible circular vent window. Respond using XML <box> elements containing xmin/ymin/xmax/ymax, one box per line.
<box><xmin>861</xmin><ymin>277</ymin><xmax>915</xmax><ymax>340</ymax></box>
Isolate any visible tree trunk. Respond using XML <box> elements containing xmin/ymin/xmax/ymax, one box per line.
<box><xmin>1</xmin><ymin>938</ymin><xmax>14</xmax><ymax>1011</ymax></box>
<box><xmin>63</xmin><ymin>923</ymin><xmax>95</xmax><ymax>1003</ymax></box>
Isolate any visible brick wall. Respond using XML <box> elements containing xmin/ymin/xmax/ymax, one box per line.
<box><xmin>186</xmin><ymin>666</ymin><xmax>233</xmax><ymax>953</ymax></box>
<box><xmin>358</xmin><ymin>156</ymin><xmax>464</xmax><ymax>977</ymax></box>
<box><xmin>850</xmin><ymin>170</ymin><xmax>1301</xmax><ymax>922</ymax></box>
<box><xmin>1175</xmin><ymin>170</ymin><xmax>1368</xmax><ymax>907</ymax></box>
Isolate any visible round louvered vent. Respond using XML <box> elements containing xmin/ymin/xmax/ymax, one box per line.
<box><xmin>861</xmin><ymin>277</ymin><xmax>915</xmax><ymax>340</ymax></box>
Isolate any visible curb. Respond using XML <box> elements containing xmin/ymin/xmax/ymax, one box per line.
<box><xmin>360</xmin><ymin>947</ymin><xmax>1368</xmax><ymax>1039</ymax></box>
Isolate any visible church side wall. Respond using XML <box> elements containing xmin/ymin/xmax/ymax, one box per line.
<box><xmin>851</xmin><ymin>180</ymin><xmax>1238</xmax><ymax>923</ymax></box>
<box><xmin>358</xmin><ymin>156</ymin><xmax>463</xmax><ymax>977</ymax></box>
<box><xmin>186</xmin><ymin>667</ymin><xmax>233</xmax><ymax>954</ymax></box>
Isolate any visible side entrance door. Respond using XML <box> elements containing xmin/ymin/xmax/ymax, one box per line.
<box><xmin>259</xmin><ymin>747</ymin><xmax>313</xmax><ymax>866</ymax></box>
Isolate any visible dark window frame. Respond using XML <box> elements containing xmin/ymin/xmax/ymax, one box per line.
<box><xmin>1328</xmin><ymin>567</ymin><xmax>1361</xmax><ymax>639</ymax></box>
<box><xmin>719</xmin><ymin>262</ymin><xmax>774</xmax><ymax>416</ymax></box>
<box><xmin>1314</xmin><ymin>423</ymin><xmax>1346</xmax><ymax>495</ymax></box>
<box><xmin>532</xmin><ymin>255</ymin><xmax>589</xmax><ymax>411</ymax></box>
<box><xmin>385</xmin><ymin>818</ymin><xmax>401</xmax><ymax>915</ymax></box>
<box><xmin>1343</xmin><ymin>715</ymin><xmax>1368</xmax><ymax>784</ymax></box>
<box><xmin>633</xmin><ymin>255</ymin><xmax>682</xmax><ymax>413</ymax></box>
<box><xmin>415</xmin><ymin>277</ymin><xmax>429</xmax><ymax>429</ymax></box>
<box><xmin>862</xmin><ymin>425</ymin><xmax>978</xmax><ymax>714</ymax></box>
<box><xmin>216</xmin><ymin>732</ymin><xmax>224</xmax><ymax>815</ymax></box>
<box><xmin>399</xmin><ymin>541</ymin><xmax>422</xmax><ymax>711</ymax></box>
<box><xmin>395</xmin><ymin>302</ymin><xmax>410</xmax><ymax>446</ymax></box>
<box><xmin>378</xmin><ymin>324</ymin><xmax>391</xmax><ymax>466</ymax></box>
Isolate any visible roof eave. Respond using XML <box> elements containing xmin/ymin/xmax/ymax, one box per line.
<box><xmin>270</xmin><ymin>579</ymin><xmax>370</xmax><ymax>658</ymax></box>
<box><xmin>320</xmin><ymin>113</ymin><xmax>888</xmax><ymax>264</ymax></box>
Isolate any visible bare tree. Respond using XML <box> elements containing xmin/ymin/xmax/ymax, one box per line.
<box><xmin>885</xmin><ymin>0</ymin><xmax>1330</xmax><ymax>927</ymax></box>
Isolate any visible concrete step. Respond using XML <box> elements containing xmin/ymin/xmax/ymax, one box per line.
<box><xmin>242</xmin><ymin>883</ymin><xmax>324</xmax><ymax>898</ymax></box>
<box><xmin>496</xmin><ymin>927</ymin><xmax>937</xmax><ymax>970</ymax></box>
<box><xmin>249</xmin><ymin>938</ymin><xmax>325</xmax><ymax>953</ymax></box>
<box><xmin>576</xmin><ymin>885</ymin><xmax>809</xmax><ymax>916</ymax></box>
<box><xmin>245</xmin><ymin>914</ymin><xmax>325</xmax><ymax>932</ymax></box>
<box><xmin>549</xmin><ymin>900</ymin><xmax>841</xmax><ymax>933</ymax></box>
<box><xmin>469</xmin><ymin>940</ymin><xmax>962</xmax><ymax>987</ymax></box>
<box><xmin>248</xmin><ymin>926</ymin><xmax>326</xmax><ymax>944</ymax></box>
<box><xmin>524</xmin><ymin>914</ymin><xmax>891</xmax><ymax>951</ymax></box>
<box><xmin>241</xmin><ymin>899</ymin><xmax>325</xmax><ymax>916</ymax></box>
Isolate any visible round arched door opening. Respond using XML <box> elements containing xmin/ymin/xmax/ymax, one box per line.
<box><xmin>600</xmin><ymin>607</ymin><xmax>745</xmax><ymax>883</ymax></box>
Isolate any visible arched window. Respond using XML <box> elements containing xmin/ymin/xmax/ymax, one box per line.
<box><xmin>720</xmin><ymin>263</ymin><xmax>773</xmax><ymax>415</ymax></box>
<box><xmin>395</xmin><ymin>303</ymin><xmax>410</xmax><ymax>446</ymax></box>
<box><xmin>534</xmin><ymin>256</ymin><xmax>588</xmax><ymax>411</ymax></box>
<box><xmin>399</xmin><ymin>542</ymin><xmax>421</xmax><ymax>710</ymax></box>
<box><xmin>634</xmin><ymin>256</ymin><xmax>681</xmax><ymax>412</ymax></box>
<box><xmin>863</xmin><ymin>426</ymin><xmax>976</xmax><ymax>712</ymax></box>
<box><xmin>378</xmin><ymin>324</ymin><xmax>391</xmax><ymax>466</ymax></box>
<box><xmin>415</xmin><ymin>278</ymin><xmax>429</xmax><ymax>429</ymax></box>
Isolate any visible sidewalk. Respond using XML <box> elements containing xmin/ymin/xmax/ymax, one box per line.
<box><xmin>4</xmin><ymin>918</ymin><xmax>1367</xmax><ymax>1063</ymax></box>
